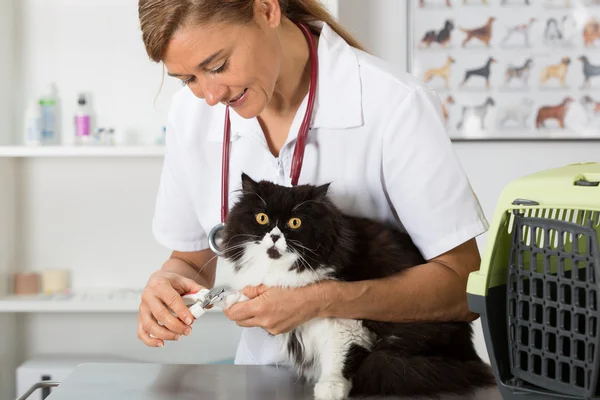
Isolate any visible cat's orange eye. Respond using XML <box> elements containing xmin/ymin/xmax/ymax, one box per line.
<box><xmin>288</xmin><ymin>217</ymin><xmax>302</xmax><ymax>229</ymax></box>
<box><xmin>255</xmin><ymin>213</ymin><xmax>269</xmax><ymax>225</ymax></box>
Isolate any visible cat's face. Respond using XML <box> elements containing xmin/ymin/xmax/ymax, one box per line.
<box><xmin>220</xmin><ymin>173</ymin><xmax>338</xmax><ymax>273</ymax></box>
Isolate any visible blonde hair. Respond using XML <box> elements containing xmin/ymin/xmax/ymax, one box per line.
<box><xmin>138</xmin><ymin>0</ymin><xmax>366</xmax><ymax>62</ymax></box>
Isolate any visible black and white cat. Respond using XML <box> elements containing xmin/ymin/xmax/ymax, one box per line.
<box><xmin>217</xmin><ymin>173</ymin><xmax>495</xmax><ymax>400</ymax></box>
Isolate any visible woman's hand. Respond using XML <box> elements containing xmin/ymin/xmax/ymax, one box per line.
<box><xmin>137</xmin><ymin>270</ymin><xmax>204</xmax><ymax>347</ymax></box>
<box><xmin>223</xmin><ymin>281</ymin><xmax>337</xmax><ymax>335</ymax></box>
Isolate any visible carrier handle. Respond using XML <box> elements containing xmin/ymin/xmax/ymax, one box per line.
<box><xmin>574</xmin><ymin>173</ymin><xmax>600</xmax><ymax>187</ymax></box>
<box><xmin>16</xmin><ymin>381</ymin><xmax>61</xmax><ymax>400</ymax></box>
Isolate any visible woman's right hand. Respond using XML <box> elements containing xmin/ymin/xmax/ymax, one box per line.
<box><xmin>138</xmin><ymin>270</ymin><xmax>204</xmax><ymax>347</ymax></box>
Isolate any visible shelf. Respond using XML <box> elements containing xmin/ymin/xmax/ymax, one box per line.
<box><xmin>0</xmin><ymin>145</ymin><xmax>165</xmax><ymax>158</ymax></box>
<box><xmin>0</xmin><ymin>290</ymin><xmax>220</xmax><ymax>313</ymax></box>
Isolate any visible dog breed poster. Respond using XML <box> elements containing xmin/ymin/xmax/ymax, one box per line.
<box><xmin>408</xmin><ymin>0</ymin><xmax>600</xmax><ymax>140</ymax></box>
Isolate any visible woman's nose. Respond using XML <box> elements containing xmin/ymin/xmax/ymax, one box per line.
<box><xmin>204</xmin><ymin>82</ymin><xmax>227</xmax><ymax>106</ymax></box>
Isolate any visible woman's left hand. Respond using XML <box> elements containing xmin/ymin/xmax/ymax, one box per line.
<box><xmin>223</xmin><ymin>282</ymin><xmax>335</xmax><ymax>335</ymax></box>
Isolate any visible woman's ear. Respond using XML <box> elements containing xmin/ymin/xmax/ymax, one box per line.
<box><xmin>254</xmin><ymin>0</ymin><xmax>282</xmax><ymax>28</ymax></box>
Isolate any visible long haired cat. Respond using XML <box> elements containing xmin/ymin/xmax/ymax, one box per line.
<box><xmin>218</xmin><ymin>173</ymin><xmax>496</xmax><ymax>400</ymax></box>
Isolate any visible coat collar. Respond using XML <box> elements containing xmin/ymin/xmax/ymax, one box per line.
<box><xmin>206</xmin><ymin>21</ymin><xmax>363</xmax><ymax>143</ymax></box>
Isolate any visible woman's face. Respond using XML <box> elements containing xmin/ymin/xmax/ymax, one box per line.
<box><xmin>163</xmin><ymin>8</ymin><xmax>283</xmax><ymax>119</ymax></box>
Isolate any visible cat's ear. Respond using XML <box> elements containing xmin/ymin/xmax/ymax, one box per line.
<box><xmin>241</xmin><ymin>173</ymin><xmax>259</xmax><ymax>193</ymax></box>
<box><xmin>313</xmin><ymin>183</ymin><xmax>331</xmax><ymax>200</ymax></box>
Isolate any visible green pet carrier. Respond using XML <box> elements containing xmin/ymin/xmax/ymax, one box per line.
<box><xmin>467</xmin><ymin>162</ymin><xmax>600</xmax><ymax>400</ymax></box>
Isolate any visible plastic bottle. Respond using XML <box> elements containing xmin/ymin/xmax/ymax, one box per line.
<box><xmin>39</xmin><ymin>84</ymin><xmax>60</xmax><ymax>145</ymax></box>
<box><xmin>39</xmin><ymin>98</ymin><xmax>57</xmax><ymax>144</ymax></box>
<box><xmin>105</xmin><ymin>128</ymin><xmax>115</xmax><ymax>146</ymax></box>
<box><xmin>74</xmin><ymin>93</ymin><xmax>91</xmax><ymax>145</ymax></box>
<box><xmin>155</xmin><ymin>126</ymin><xmax>166</xmax><ymax>145</ymax></box>
<box><xmin>23</xmin><ymin>100</ymin><xmax>42</xmax><ymax>146</ymax></box>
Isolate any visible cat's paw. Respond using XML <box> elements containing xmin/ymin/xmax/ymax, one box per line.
<box><xmin>216</xmin><ymin>292</ymin><xmax>250</xmax><ymax>310</ymax></box>
<box><xmin>313</xmin><ymin>378</ymin><xmax>351</xmax><ymax>400</ymax></box>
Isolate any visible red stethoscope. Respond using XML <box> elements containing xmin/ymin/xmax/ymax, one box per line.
<box><xmin>208</xmin><ymin>22</ymin><xmax>318</xmax><ymax>256</ymax></box>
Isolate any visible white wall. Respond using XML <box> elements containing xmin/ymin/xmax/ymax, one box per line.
<box><xmin>0</xmin><ymin>158</ymin><xmax>17</xmax><ymax>400</ymax></box>
<box><xmin>0</xmin><ymin>1</ymin><xmax>17</xmax><ymax>388</ymax></box>
<box><xmin>0</xmin><ymin>0</ymin><xmax>15</xmax><ymax>145</ymax></box>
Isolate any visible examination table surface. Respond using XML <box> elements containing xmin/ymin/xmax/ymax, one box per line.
<box><xmin>44</xmin><ymin>363</ymin><xmax>503</xmax><ymax>400</ymax></box>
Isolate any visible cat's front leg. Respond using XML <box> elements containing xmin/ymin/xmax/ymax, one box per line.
<box><xmin>313</xmin><ymin>321</ymin><xmax>353</xmax><ymax>400</ymax></box>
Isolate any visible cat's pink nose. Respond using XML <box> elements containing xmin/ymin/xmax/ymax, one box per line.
<box><xmin>270</xmin><ymin>234</ymin><xmax>280</xmax><ymax>243</ymax></box>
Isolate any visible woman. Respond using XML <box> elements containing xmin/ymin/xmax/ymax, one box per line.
<box><xmin>136</xmin><ymin>0</ymin><xmax>488</xmax><ymax>366</ymax></box>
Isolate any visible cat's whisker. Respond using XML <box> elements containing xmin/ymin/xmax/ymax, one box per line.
<box><xmin>289</xmin><ymin>248</ymin><xmax>324</xmax><ymax>292</ymax></box>
<box><xmin>228</xmin><ymin>233</ymin><xmax>261</xmax><ymax>240</ymax></box>
<box><xmin>288</xmin><ymin>242</ymin><xmax>321</xmax><ymax>266</ymax></box>
<box><xmin>220</xmin><ymin>242</ymin><xmax>252</xmax><ymax>252</ymax></box>
<box><xmin>222</xmin><ymin>234</ymin><xmax>261</xmax><ymax>248</ymax></box>
<box><xmin>288</xmin><ymin>239</ymin><xmax>319</xmax><ymax>255</ymax></box>
<box><xmin>192</xmin><ymin>253</ymin><xmax>220</xmax><ymax>283</ymax></box>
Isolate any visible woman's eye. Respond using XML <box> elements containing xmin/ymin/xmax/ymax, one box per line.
<box><xmin>208</xmin><ymin>60</ymin><xmax>228</xmax><ymax>75</ymax></box>
<box><xmin>180</xmin><ymin>76</ymin><xmax>196</xmax><ymax>86</ymax></box>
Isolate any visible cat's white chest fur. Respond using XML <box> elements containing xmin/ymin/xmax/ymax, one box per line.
<box><xmin>225</xmin><ymin>227</ymin><xmax>334</xmax><ymax>290</ymax></box>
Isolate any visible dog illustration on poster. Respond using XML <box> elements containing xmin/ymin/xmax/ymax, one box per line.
<box><xmin>580</xmin><ymin>95</ymin><xmax>600</xmax><ymax>116</ymax></box>
<box><xmin>539</xmin><ymin>57</ymin><xmax>571</xmax><ymax>88</ymax></box>
<box><xmin>583</xmin><ymin>18</ymin><xmax>600</xmax><ymax>47</ymax></box>
<box><xmin>497</xmin><ymin>98</ymin><xmax>534</xmax><ymax>128</ymax></box>
<box><xmin>505</xmin><ymin>58</ymin><xmax>533</xmax><ymax>87</ymax></box>
<box><xmin>501</xmin><ymin>17</ymin><xmax>536</xmax><ymax>47</ymax></box>
<box><xmin>423</xmin><ymin>56</ymin><xmax>455</xmax><ymax>88</ymax></box>
<box><xmin>579</xmin><ymin>55</ymin><xmax>600</xmax><ymax>88</ymax></box>
<box><xmin>459</xmin><ymin>17</ymin><xmax>496</xmax><ymax>47</ymax></box>
<box><xmin>535</xmin><ymin>97</ymin><xmax>574</xmax><ymax>128</ymax></box>
<box><xmin>543</xmin><ymin>15</ymin><xmax>577</xmax><ymax>46</ymax></box>
<box><xmin>460</xmin><ymin>57</ymin><xmax>497</xmax><ymax>89</ymax></box>
<box><xmin>456</xmin><ymin>97</ymin><xmax>496</xmax><ymax>130</ymax></box>
<box><xmin>420</xmin><ymin>20</ymin><xmax>454</xmax><ymax>48</ymax></box>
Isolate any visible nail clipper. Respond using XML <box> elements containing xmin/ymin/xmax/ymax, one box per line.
<box><xmin>182</xmin><ymin>285</ymin><xmax>230</xmax><ymax>319</ymax></box>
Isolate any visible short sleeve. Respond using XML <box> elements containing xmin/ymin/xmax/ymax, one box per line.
<box><xmin>381</xmin><ymin>85</ymin><xmax>489</xmax><ymax>260</ymax></box>
<box><xmin>152</xmin><ymin>118</ymin><xmax>208</xmax><ymax>252</ymax></box>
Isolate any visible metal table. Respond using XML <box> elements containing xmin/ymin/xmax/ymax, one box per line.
<box><xmin>21</xmin><ymin>363</ymin><xmax>502</xmax><ymax>400</ymax></box>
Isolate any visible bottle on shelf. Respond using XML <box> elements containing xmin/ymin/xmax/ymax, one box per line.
<box><xmin>39</xmin><ymin>83</ymin><xmax>60</xmax><ymax>145</ymax></box>
<box><xmin>23</xmin><ymin>99</ymin><xmax>41</xmax><ymax>146</ymax></box>
<box><xmin>24</xmin><ymin>84</ymin><xmax>61</xmax><ymax>146</ymax></box>
<box><xmin>105</xmin><ymin>128</ymin><xmax>115</xmax><ymax>146</ymax></box>
<box><xmin>155</xmin><ymin>126</ymin><xmax>166</xmax><ymax>146</ymax></box>
<box><xmin>74</xmin><ymin>93</ymin><xmax>92</xmax><ymax>145</ymax></box>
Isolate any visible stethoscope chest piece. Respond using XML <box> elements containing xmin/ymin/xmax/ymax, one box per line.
<box><xmin>208</xmin><ymin>222</ymin><xmax>226</xmax><ymax>256</ymax></box>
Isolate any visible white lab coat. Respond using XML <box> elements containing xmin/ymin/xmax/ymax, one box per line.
<box><xmin>152</xmin><ymin>21</ymin><xmax>489</xmax><ymax>366</ymax></box>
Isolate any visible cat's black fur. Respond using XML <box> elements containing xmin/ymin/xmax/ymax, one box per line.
<box><xmin>221</xmin><ymin>173</ymin><xmax>496</xmax><ymax>398</ymax></box>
